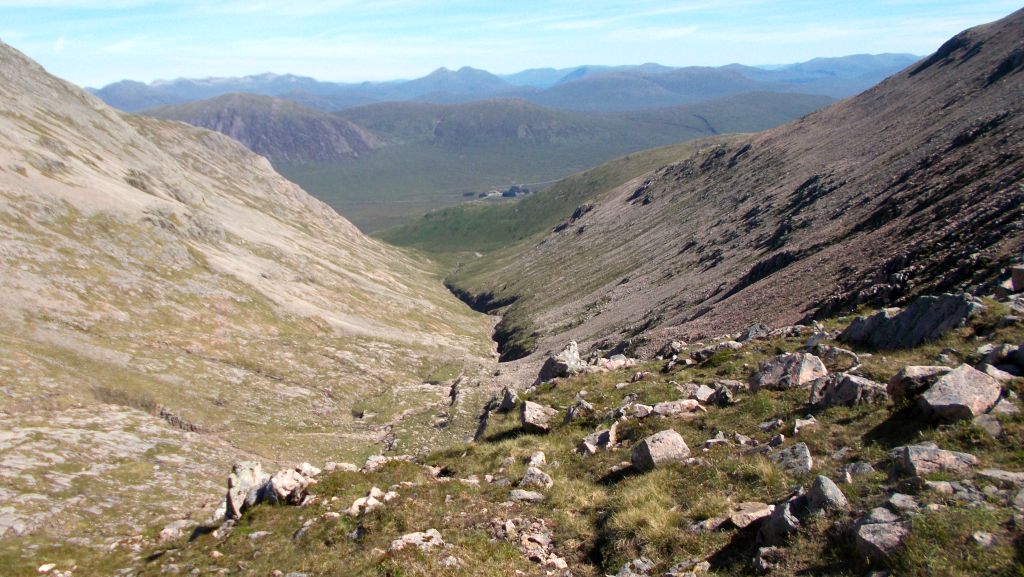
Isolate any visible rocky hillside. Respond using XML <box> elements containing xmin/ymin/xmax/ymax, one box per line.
<box><xmin>447</xmin><ymin>9</ymin><xmax>1024</xmax><ymax>374</ymax></box>
<box><xmin>146</xmin><ymin>93</ymin><xmax>380</xmax><ymax>163</ymax></box>
<box><xmin>14</xmin><ymin>296</ymin><xmax>1024</xmax><ymax>576</ymax></box>
<box><xmin>0</xmin><ymin>41</ymin><xmax>494</xmax><ymax>549</ymax></box>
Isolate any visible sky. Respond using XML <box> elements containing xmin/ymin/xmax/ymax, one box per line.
<box><xmin>0</xmin><ymin>0</ymin><xmax>1019</xmax><ymax>88</ymax></box>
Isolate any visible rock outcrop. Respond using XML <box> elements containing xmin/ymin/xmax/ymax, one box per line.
<box><xmin>839</xmin><ymin>294</ymin><xmax>984</xmax><ymax>350</ymax></box>
<box><xmin>750</xmin><ymin>353</ymin><xmax>827</xmax><ymax>391</ymax></box>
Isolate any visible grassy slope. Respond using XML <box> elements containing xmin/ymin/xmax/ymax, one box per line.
<box><xmin>16</xmin><ymin>303</ymin><xmax>1023</xmax><ymax>576</ymax></box>
<box><xmin>376</xmin><ymin>138</ymin><xmax>734</xmax><ymax>253</ymax></box>
<box><xmin>282</xmin><ymin>94</ymin><xmax>831</xmax><ymax>232</ymax></box>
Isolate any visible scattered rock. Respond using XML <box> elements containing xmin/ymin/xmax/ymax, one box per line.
<box><xmin>807</xmin><ymin>476</ymin><xmax>848</xmax><ymax>513</ymax></box>
<box><xmin>528</xmin><ymin>451</ymin><xmax>547</xmax><ymax>468</ymax></box>
<box><xmin>809</xmin><ymin>373</ymin><xmax>887</xmax><ymax>408</ymax></box>
<box><xmin>973</xmin><ymin>531</ymin><xmax>996</xmax><ymax>547</ymax></box>
<box><xmin>519</xmin><ymin>467</ymin><xmax>553</xmax><ymax>490</ymax></box>
<box><xmin>651</xmin><ymin>399</ymin><xmax>707</xmax><ymax>417</ymax></box>
<box><xmin>980</xmin><ymin>363</ymin><xmax>1018</xmax><ymax>382</ymax></box>
<box><xmin>729</xmin><ymin>502</ymin><xmax>774</xmax><ymax>528</ymax></box>
<box><xmin>886</xmin><ymin>493</ymin><xmax>918</xmax><ymax>511</ymax></box>
<box><xmin>759</xmin><ymin>418</ymin><xmax>784</xmax><ymax>432</ymax></box>
<box><xmin>845</xmin><ymin>461</ymin><xmax>876</xmax><ymax>479</ymax></box>
<box><xmin>919</xmin><ymin>364</ymin><xmax>1002</xmax><ymax>421</ymax></box>
<box><xmin>753</xmin><ymin>546</ymin><xmax>785</xmax><ymax>574</ymax></box>
<box><xmin>793</xmin><ymin>416</ymin><xmax>818</xmax><ymax>435</ymax></box>
<box><xmin>750</xmin><ymin>353</ymin><xmax>828</xmax><ymax>391</ymax></box>
<box><xmin>225</xmin><ymin>461</ymin><xmax>270</xmax><ymax>520</ymax></box>
<box><xmin>839</xmin><ymin>293</ymin><xmax>984</xmax><ymax>350</ymax></box>
<box><xmin>976</xmin><ymin>468</ymin><xmax>1024</xmax><ymax>488</ymax></box>
<box><xmin>691</xmin><ymin>340</ymin><xmax>744</xmax><ymax>363</ymax></box>
<box><xmin>323</xmin><ymin>462</ymin><xmax>359</xmax><ymax>473</ymax></box>
<box><xmin>631</xmin><ymin>429</ymin><xmax>691</xmax><ymax>472</ymax></box>
<box><xmin>498</xmin><ymin>386</ymin><xmax>519</xmax><ymax>412</ymax></box>
<box><xmin>854</xmin><ymin>508</ymin><xmax>909</xmax><ymax>562</ymax></box>
<box><xmin>510</xmin><ymin>489</ymin><xmax>545</xmax><ymax>503</ymax></box>
<box><xmin>769</xmin><ymin>443</ymin><xmax>813</xmax><ymax>475</ymax></box>
<box><xmin>665</xmin><ymin>558</ymin><xmax>711</xmax><ymax>577</ymax></box>
<box><xmin>738</xmin><ymin>323</ymin><xmax>770</xmax><ymax>342</ymax></box>
<box><xmin>759</xmin><ymin>499</ymin><xmax>802</xmax><ymax>545</ymax></box>
<box><xmin>893</xmin><ymin>443</ymin><xmax>978</xmax><ymax>476</ymax></box>
<box><xmin>520</xmin><ymin>401</ymin><xmax>559</xmax><ymax>434</ymax></box>
<box><xmin>564</xmin><ymin>398</ymin><xmax>595</xmax><ymax>424</ymax></box>
<box><xmin>807</xmin><ymin>344</ymin><xmax>861</xmax><ymax>372</ymax></box>
<box><xmin>658</xmin><ymin>341</ymin><xmax>687</xmax><ymax>358</ymax></box>
<box><xmin>768</xmin><ymin>434</ymin><xmax>785</xmax><ymax>447</ymax></box>
<box><xmin>616</xmin><ymin>556</ymin><xmax>655</xmax><ymax>577</ymax></box>
<box><xmin>887</xmin><ymin>365</ymin><xmax>953</xmax><ymax>402</ymax></box>
<box><xmin>577</xmin><ymin>423</ymin><xmax>617</xmax><ymax>455</ymax></box>
<box><xmin>389</xmin><ymin>529</ymin><xmax>444</xmax><ymax>552</ymax></box>
<box><xmin>538</xmin><ymin>341</ymin><xmax>584</xmax><ymax>381</ymax></box>
<box><xmin>975</xmin><ymin>413</ymin><xmax>1003</xmax><ymax>437</ymax></box>
<box><xmin>158</xmin><ymin>519</ymin><xmax>195</xmax><ymax>543</ymax></box>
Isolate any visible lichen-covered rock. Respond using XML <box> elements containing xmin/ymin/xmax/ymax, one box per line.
<box><xmin>887</xmin><ymin>365</ymin><xmax>952</xmax><ymax>402</ymax></box>
<box><xmin>520</xmin><ymin>401</ymin><xmax>558</xmax><ymax>434</ymax></box>
<box><xmin>520</xmin><ymin>466</ymin><xmax>553</xmax><ymax>490</ymax></box>
<box><xmin>809</xmin><ymin>373</ymin><xmax>887</xmax><ymax>408</ymax></box>
<box><xmin>919</xmin><ymin>364</ymin><xmax>1002</xmax><ymax>421</ymax></box>
<box><xmin>854</xmin><ymin>508</ymin><xmax>909</xmax><ymax>562</ymax></box>
<box><xmin>839</xmin><ymin>293</ymin><xmax>984</xmax><ymax>350</ymax></box>
<box><xmin>389</xmin><ymin>528</ymin><xmax>444</xmax><ymax>552</ymax></box>
<box><xmin>631</xmin><ymin>429</ymin><xmax>690</xmax><ymax>472</ymax></box>
<box><xmin>750</xmin><ymin>353</ymin><xmax>828</xmax><ymax>391</ymax></box>
<box><xmin>770</xmin><ymin>443</ymin><xmax>813</xmax><ymax>475</ymax></box>
<box><xmin>893</xmin><ymin>443</ymin><xmax>978</xmax><ymax>476</ymax></box>
<box><xmin>538</xmin><ymin>341</ymin><xmax>584</xmax><ymax>381</ymax></box>
<box><xmin>226</xmin><ymin>461</ymin><xmax>270</xmax><ymax>520</ymax></box>
<box><xmin>807</xmin><ymin>475</ymin><xmax>849</xmax><ymax>513</ymax></box>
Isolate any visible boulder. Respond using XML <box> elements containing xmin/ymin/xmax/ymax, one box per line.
<box><xmin>651</xmin><ymin>399</ymin><xmax>707</xmax><ymax>417</ymax></box>
<box><xmin>980</xmin><ymin>363</ymin><xmax>1018</xmax><ymax>382</ymax></box>
<box><xmin>615</xmin><ymin>557</ymin><xmax>655</xmax><ymax>577</ymax></box>
<box><xmin>520</xmin><ymin>401</ymin><xmax>558</xmax><ymax>434</ymax></box>
<box><xmin>691</xmin><ymin>341</ymin><xmax>744</xmax><ymax>363</ymax></box>
<box><xmin>658</xmin><ymin>340</ymin><xmax>686</xmax><ymax>358</ymax></box>
<box><xmin>226</xmin><ymin>461</ymin><xmax>270</xmax><ymax>520</ymax></box>
<box><xmin>807</xmin><ymin>475</ymin><xmax>849</xmax><ymax>513</ymax></box>
<box><xmin>893</xmin><ymin>443</ymin><xmax>978</xmax><ymax>476</ymax></box>
<box><xmin>887</xmin><ymin>365</ymin><xmax>952</xmax><ymax>402</ymax></box>
<box><xmin>520</xmin><ymin>466</ymin><xmax>553</xmax><ymax>490</ymax></box>
<box><xmin>631</xmin><ymin>429</ymin><xmax>690</xmax><ymax>472</ymax></box>
<box><xmin>510</xmin><ymin>489</ymin><xmax>545</xmax><ymax>503</ymax></box>
<box><xmin>750</xmin><ymin>353</ymin><xmax>828</xmax><ymax>391</ymax></box>
<box><xmin>538</xmin><ymin>341</ymin><xmax>584</xmax><ymax>381</ymax></box>
<box><xmin>807</xmin><ymin>344</ymin><xmax>860</xmax><ymax>372</ymax></box>
<box><xmin>497</xmin><ymin>386</ymin><xmax>519</xmax><ymax>412</ymax></box>
<box><xmin>528</xmin><ymin>451</ymin><xmax>547</xmax><ymax>468</ymax></box>
<box><xmin>738</xmin><ymin>323</ymin><xmax>770</xmax><ymax>342</ymax></box>
<box><xmin>1012</xmin><ymin>266</ymin><xmax>1024</xmax><ymax>293</ymax></box>
<box><xmin>759</xmin><ymin>500</ymin><xmax>802</xmax><ymax>545</ymax></box>
<box><xmin>769</xmin><ymin>443</ymin><xmax>813</xmax><ymax>475</ymax></box>
<box><xmin>854</xmin><ymin>508</ymin><xmax>909</xmax><ymax>562</ymax></box>
<box><xmin>577</xmin><ymin>423</ymin><xmax>617</xmax><ymax>455</ymax></box>
<box><xmin>809</xmin><ymin>373</ymin><xmax>888</xmax><ymax>408</ymax></box>
<box><xmin>919</xmin><ymin>364</ymin><xmax>1002</xmax><ymax>421</ymax></box>
<box><xmin>265</xmin><ymin>467</ymin><xmax>316</xmax><ymax>505</ymax></box>
<box><xmin>389</xmin><ymin>529</ymin><xmax>444</xmax><ymax>552</ymax></box>
<box><xmin>839</xmin><ymin>293</ymin><xmax>984</xmax><ymax>350</ymax></box>
<box><xmin>729</xmin><ymin>502</ymin><xmax>774</xmax><ymax>528</ymax></box>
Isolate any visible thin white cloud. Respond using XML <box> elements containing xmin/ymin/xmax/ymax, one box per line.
<box><xmin>52</xmin><ymin>34</ymin><xmax>64</xmax><ymax>52</ymax></box>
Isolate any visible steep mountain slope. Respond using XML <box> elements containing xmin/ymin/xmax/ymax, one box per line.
<box><xmin>0</xmin><ymin>42</ymin><xmax>494</xmax><ymax>546</ymax></box>
<box><xmin>276</xmin><ymin>93</ymin><xmax>832</xmax><ymax>231</ymax></box>
<box><xmin>147</xmin><ymin>93</ymin><xmax>380</xmax><ymax>163</ymax></box>
<box><xmin>448</xmin><ymin>10</ymin><xmax>1024</xmax><ymax>373</ymax></box>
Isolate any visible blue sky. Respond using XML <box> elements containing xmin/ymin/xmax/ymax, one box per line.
<box><xmin>0</xmin><ymin>1</ymin><xmax>1019</xmax><ymax>87</ymax></box>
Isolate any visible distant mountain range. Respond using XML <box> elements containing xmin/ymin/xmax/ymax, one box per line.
<box><xmin>90</xmin><ymin>54</ymin><xmax>919</xmax><ymax>113</ymax></box>
<box><xmin>148</xmin><ymin>91</ymin><xmax>834</xmax><ymax>231</ymax></box>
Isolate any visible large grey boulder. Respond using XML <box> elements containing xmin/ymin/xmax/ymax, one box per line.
<box><xmin>631</xmin><ymin>429</ymin><xmax>690</xmax><ymax>472</ymax></box>
<box><xmin>807</xmin><ymin>475</ymin><xmax>849</xmax><ymax>513</ymax></box>
<box><xmin>226</xmin><ymin>461</ymin><xmax>270</xmax><ymax>520</ymax></box>
<box><xmin>919</xmin><ymin>364</ymin><xmax>1002</xmax><ymax>421</ymax></box>
<box><xmin>769</xmin><ymin>443</ymin><xmax>813</xmax><ymax>475</ymax></box>
<box><xmin>839</xmin><ymin>293</ymin><xmax>984</xmax><ymax>350</ymax></box>
<box><xmin>887</xmin><ymin>365</ymin><xmax>952</xmax><ymax>402</ymax></box>
<box><xmin>750</xmin><ymin>353</ymin><xmax>828</xmax><ymax>391</ymax></box>
<box><xmin>893</xmin><ymin>443</ymin><xmax>978</xmax><ymax>476</ymax></box>
<box><xmin>538</xmin><ymin>341</ymin><xmax>584</xmax><ymax>381</ymax></box>
<box><xmin>809</xmin><ymin>373</ymin><xmax>888</xmax><ymax>408</ymax></box>
<box><xmin>520</xmin><ymin>401</ymin><xmax>559</xmax><ymax>434</ymax></box>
